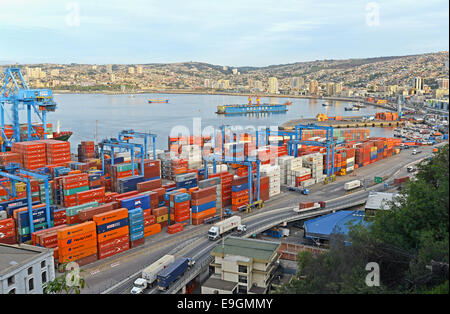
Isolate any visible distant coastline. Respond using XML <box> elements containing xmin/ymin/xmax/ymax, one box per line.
<box><xmin>53</xmin><ymin>89</ymin><xmax>364</xmax><ymax>103</ymax></box>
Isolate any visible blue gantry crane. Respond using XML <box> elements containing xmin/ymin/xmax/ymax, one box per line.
<box><xmin>287</xmin><ymin>124</ymin><xmax>335</xmax><ymax>177</ymax></box>
<box><xmin>118</xmin><ymin>129</ymin><xmax>157</xmax><ymax>160</ymax></box>
<box><xmin>203</xmin><ymin>153</ymin><xmax>262</xmax><ymax>213</ymax></box>
<box><xmin>99</xmin><ymin>138</ymin><xmax>145</xmax><ymax>176</ymax></box>
<box><xmin>0</xmin><ymin>67</ymin><xmax>57</xmax><ymax>151</ymax></box>
<box><xmin>0</xmin><ymin>163</ymin><xmax>52</xmax><ymax>233</ymax></box>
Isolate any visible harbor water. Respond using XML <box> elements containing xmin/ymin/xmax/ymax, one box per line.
<box><xmin>47</xmin><ymin>93</ymin><xmax>394</xmax><ymax>152</ymax></box>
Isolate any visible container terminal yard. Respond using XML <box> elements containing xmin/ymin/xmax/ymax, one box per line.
<box><xmin>0</xmin><ymin>68</ymin><xmax>448</xmax><ymax>294</ymax></box>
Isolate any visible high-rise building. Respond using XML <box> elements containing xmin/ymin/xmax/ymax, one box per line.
<box><xmin>437</xmin><ymin>78</ymin><xmax>449</xmax><ymax>90</ymax></box>
<box><xmin>106</xmin><ymin>64</ymin><xmax>113</xmax><ymax>73</ymax></box>
<box><xmin>291</xmin><ymin>77</ymin><xmax>300</xmax><ymax>90</ymax></box>
<box><xmin>335</xmin><ymin>83</ymin><xmax>343</xmax><ymax>95</ymax></box>
<box><xmin>128</xmin><ymin>67</ymin><xmax>135</xmax><ymax>75</ymax></box>
<box><xmin>136</xmin><ymin>66</ymin><xmax>143</xmax><ymax>75</ymax></box>
<box><xmin>232</xmin><ymin>68</ymin><xmax>238</xmax><ymax>75</ymax></box>
<box><xmin>50</xmin><ymin>69</ymin><xmax>59</xmax><ymax>77</ymax></box>
<box><xmin>110</xmin><ymin>73</ymin><xmax>115</xmax><ymax>82</ymax></box>
<box><xmin>204</xmin><ymin>79</ymin><xmax>212</xmax><ymax>88</ymax></box>
<box><xmin>268</xmin><ymin>77</ymin><xmax>278</xmax><ymax>94</ymax></box>
<box><xmin>412</xmin><ymin>77</ymin><xmax>424</xmax><ymax>91</ymax></box>
<box><xmin>326</xmin><ymin>82</ymin><xmax>335</xmax><ymax>96</ymax></box>
<box><xmin>309</xmin><ymin>80</ymin><xmax>319</xmax><ymax>95</ymax></box>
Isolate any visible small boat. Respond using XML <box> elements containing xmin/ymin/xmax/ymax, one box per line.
<box><xmin>148</xmin><ymin>99</ymin><xmax>169</xmax><ymax>103</ymax></box>
<box><xmin>345</xmin><ymin>106</ymin><xmax>360</xmax><ymax>111</ymax></box>
<box><xmin>353</xmin><ymin>102</ymin><xmax>366</xmax><ymax>108</ymax></box>
<box><xmin>322</xmin><ymin>103</ymin><xmax>331</xmax><ymax>107</ymax></box>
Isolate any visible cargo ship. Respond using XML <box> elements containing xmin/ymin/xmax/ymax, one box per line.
<box><xmin>148</xmin><ymin>99</ymin><xmax>169</xmax><ymax>103</ymax></box>
<box><xmin>217</xmin><ymin>97</ymin><xmax>290</xmax><ymax>115</ymax></box>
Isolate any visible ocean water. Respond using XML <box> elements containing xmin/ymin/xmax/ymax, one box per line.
<box><xmin>45</xmin><ymin>93</ymin><xmax>394</xmax><ymax>152</ymax></box>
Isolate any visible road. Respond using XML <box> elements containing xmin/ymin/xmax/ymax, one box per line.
<box><xmin>79</xmin><ymin>144</ymin><xmax>437</xmax><ymax>294</ymax></box>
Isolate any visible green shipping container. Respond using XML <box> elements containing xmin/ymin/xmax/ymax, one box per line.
<box><xmin>116</xmin><ymin>163</ymin><xmax>133</xmax><ymax>172</ymax></box>
<box><xmin>66</xmin><ymin>201</ymin><xmax>99</xmax><ymax>217</ymax></box>
<box><xmin>18</xmin><ymin>222</ymin><xmax>53</xmax><ymax>236</ymax></box>
<box><xmin>63</xmin><ymin>185</ymin><xmax>89</xmax><ymax>196</ymax></box>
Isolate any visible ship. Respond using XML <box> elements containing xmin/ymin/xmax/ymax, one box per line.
<box><xmin>52</xmin><ymin>120</ymin><xmax>72</xmax><ymax>141</ymax></box>
<box><xmin>216</xmin><ymin>97</ymin><xmax>289</xmax><ymax>114</ymax></box>
<box><xmin>148</xmin><ymin>99</ymin><xmax>169</xmax><ymax>103</ymax></box>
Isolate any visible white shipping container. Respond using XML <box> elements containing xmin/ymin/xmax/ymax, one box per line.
<box><xmin>344</xmin><ymin>180</ymin><xmax>361</xmax><ymax>191</ymax></box>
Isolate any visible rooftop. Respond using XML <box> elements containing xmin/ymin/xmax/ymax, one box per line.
<box><xmin>202</xmin><ymin>277</ymin><xmax>238</xmax><ymax>292</ymax></box>
<box><xmin>0</xmin><ymin>244</ymin><xmax>53</xmax><ymax>278</ymax></box>
<box><xmin>365</xmin><ymin>192</ymin><xmax>400</xmax><ymax>210</ymax></box>
<box><xmin>211</xmin><ymin>237</ymin><xmax>280</xmax><ymax>262</ymax></box>
<box><xmin>304</xmin><ymin>210</ymin><xmax>371</xmax><ymax>241</ymax></box>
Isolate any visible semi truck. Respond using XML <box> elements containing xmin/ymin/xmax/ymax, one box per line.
<box><xmin>130</xmin><ymin>254</ymin><xmax>175</xmax><ymax>294</ymax></box>
<box><xmin>208</xmin><ymin>216</ymin><xmax>244</xmax><ymax>240</ymax></box>
<box><xmin>294</xmin><ymin>201</ymin><xmax>325</xmax><ymax>213</ymax></box>
<box><xmin>344</xmin><ymin>180</ymin><xmax>361</xmax><ymax>191</ymax></box>
<box><xmin>156</xmin><ymin>257</ymin><xmax>195</xmax><ymax>291</ymax></box>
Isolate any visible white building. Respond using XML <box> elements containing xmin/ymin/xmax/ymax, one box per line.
<box><xmin>203</xmin><ymin>237</ymin><xmax>280</xmax><ymax>294</ymax></box>
<box><xmin>268</xmin><ymin>77</ymin><xmax>279</xmax><ymax>94</ymax></box>
<box><xmin>0</xmin><ymin>244</ymin><xmax>55</xmax><ymax>294</ymax></box>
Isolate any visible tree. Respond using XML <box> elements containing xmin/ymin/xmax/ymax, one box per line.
<box><xmin>43</xmin><ymin>262</ymin><xmax>87</xmax><ymax>294</ymax></box>
<box><xmin>276</xmin><ymin>145</ymin><xmax>449</xmax><ymax>293</ymax></box>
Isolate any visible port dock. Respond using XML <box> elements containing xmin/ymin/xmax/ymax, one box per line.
<box><xmin>280</xmin><ymin>117</ymin><xmax>405</xmax><ymax>130</ymax></box>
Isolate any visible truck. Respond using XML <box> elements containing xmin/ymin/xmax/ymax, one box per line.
<box><xmin>130</xmin><ymin>254</ymin><xmax>175</xmax><ymax>294</ymax></box>
<box><xmin>208</xmin><ymin>216</ymin><xmax>243</xmax><ymax>240</ymax></box>
<box><xmin>294</xmin><ymin>201</ymin><xmax>324</xmax><ymax>213</ymax></box>
<box><xmin>412</xmin><ymin>149</ymin><xmax>422</xmax><ymax>155</ymax></box>
<box><xmin>344</xmin><ymin>180</ymin><xmax>361</xmax><ymax>191</ymax></box>
<box><xmin>287</xmin><ymin>186</ymin><xmax>309</xmax><ymax>194</ymax></box>
<box><xmin>156</xmin><ymin>257</ymin><xmax>195</xmax><ymax>291</ymax></box>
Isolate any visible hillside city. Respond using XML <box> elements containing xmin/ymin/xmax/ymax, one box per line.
<box><xmin>3</xmin><ymin>51</ymin><xmax>448</xmax><ymax>105</ymax></box>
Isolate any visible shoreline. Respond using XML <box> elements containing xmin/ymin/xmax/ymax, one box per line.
<box><xmin>53</xmin><ymin>89</ymin><xmax>364</xmax><ymax>102</ymax></box>
<box><xmin>53</xmin><ymin>90</ymin><xmax>395</xmax><ymax>110</ymax></box>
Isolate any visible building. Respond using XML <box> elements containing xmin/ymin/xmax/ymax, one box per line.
<box><xmin>412</xmin><ymin>77</ymin><xmax>424</xmax><ymax>92</ymax></box>
<box><xmin>110</xmin><ymin>73</ymin><xmax>116</xmax><ymax>82</ymax></box>
<box><xmin>49</xmin><ymin>69</ymin><xmax>59</xmax><ymax>77</ymax></box>
<box><xmin>304</xmin><ymin>210</ymin><xmax>370</xmax><ymax>246</ymax></box>
<box><xmin>365</xmin><ymin>192</ymin><xmax>401</xmax><ymax>216</ymax></box>
<box><xmin>437</xmin><ymin>78</ymin><xmax>449</xmax><ymax>90</ymax></box>
<box><xmin>326</xmin><ymin>82</ymin><xmax>335</xmax><ymax>96</ymax></box>
<box><xmin>203</xmin><ymin>237</ymin><xmax>281</xmax><ymax>294</ymax></box>
<box><xmin>309</xmin><ymin>80</ymin><xmax>319</xmax><ymax>95</ymax></box>
<box><xmin>204</xmin><ymin>79</ymin><xmax>212</xmax><ymax>89</ymax></box>
<box><xmin>268</xmin><ymin>77</ymin><xmax>279</xmax><ymax>94</ymax></box>
<box><xmin>335</xmin><ymin>82</ymin><xmax>343</xmax><ymax>95</ymax></box>
<box><xmin>0</xmin><ymin>244</ymin><xmax>55</xmax><ymax>294</ymax></box>
<box><xmin>232</xmin><ymin>68</ymin><xmax>238</xmax><ymax>75</ymax></box>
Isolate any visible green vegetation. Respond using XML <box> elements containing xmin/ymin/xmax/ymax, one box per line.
<box><xmin>43</xmin><ymin>262</ymin><xmax>87</xmax><ymax>294</ymax></box>
<box><xmin>275</xmin><ymin>145</ymin><xmax>449</xmax><ymax>294</ymax></box>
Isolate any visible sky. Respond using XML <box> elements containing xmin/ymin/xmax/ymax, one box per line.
<box><xmin>0</xmin><ymin>0</ymin><xmax>448</xmax><ymax>67</ymax></box>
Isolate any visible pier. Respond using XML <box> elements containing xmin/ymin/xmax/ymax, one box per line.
<box><xmin>280</xmin><ymin>117</ymin><xmax>404</xmax><ymax>130</ymax></box>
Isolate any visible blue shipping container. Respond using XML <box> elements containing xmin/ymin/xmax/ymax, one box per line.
<box><xmin>97</xmin><ymin>217</ymin><xmax>129</xmax><ymax>234</ymax></box>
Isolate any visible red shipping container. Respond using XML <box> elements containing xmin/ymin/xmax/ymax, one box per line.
<box><xmin>130</xmin><ymin>237</ymin><xmax>145</xmax><ymax>248</ymax></box>
<box><xmin>97</xmin><ymin>234</ymin><xmax>130</xmax><ymax>251</ymax></box>
<box><xmin>98</xmin><ymin>241</ymin><xmax>130</xmax><ymax>260</ymax></box>
<box><xmin>143</xmin><ymin>215</ymin><xmax>156</xmax><ymax>226</ymax></box>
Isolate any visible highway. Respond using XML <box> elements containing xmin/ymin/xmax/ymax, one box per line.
<box><xmin>79</xmin><ymin>144</ymin><xmax>437</xmax><ymax>294</ymax></box>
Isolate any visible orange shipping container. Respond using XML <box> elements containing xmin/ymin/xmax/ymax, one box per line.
<box><xmin>57</xmin><ymin>221</ymin><xmax>96</xmax><ymax>241</ymax></box>
<box><xmin>93</xmin><ymin>208</ymin><xmax>128</xmax><ymax>226</ymax></box>
<box><xmin>191</xmin><ymin>208</ymin><xmax>217</xmax><ymax>220</ymax></box>
<box><xmin>58</xmin><ymin>237</ymin><xmax>98</xmax><ymax>256</ymax></box>
<box><xmin>144</xmin><ymin>223</ymin><xmax>161</xmax><ymax>237</ymax></box>
<box><xmin>57</xmin><ymin>230</ymin><xmax>97</xmax><ymax>248</ymax></box>
<box><xmin>58</xmin><ymin>246</ymin><xmax>98</xmax><ymax>264</ymax></box>
<box><xmin>97</xmin><ymin>226</ymin><xmax>129</xmax><ymax>243</ymax></box>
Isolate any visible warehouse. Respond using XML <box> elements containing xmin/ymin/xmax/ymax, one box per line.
<box><xmin>304</xmin><ymin>210</ymin><xmax>370</xmax><ymax>246</ymax></box>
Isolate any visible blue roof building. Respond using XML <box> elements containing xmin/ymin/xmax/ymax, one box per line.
<box><xmin>304</xmin><ymin>210</ymin><xmax>371</xmax><ymax>245</ymax></box>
